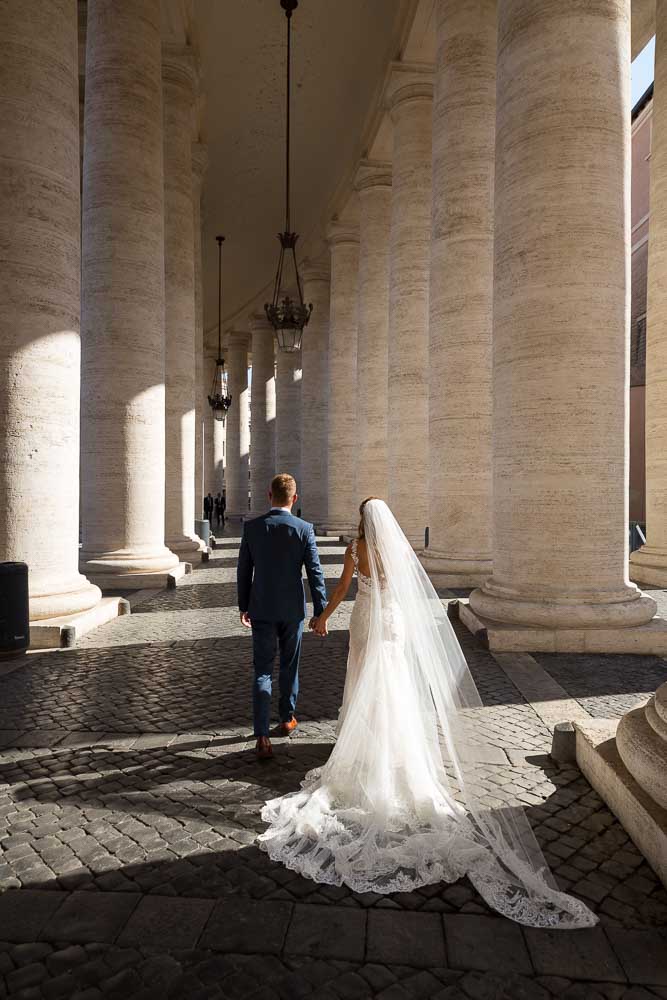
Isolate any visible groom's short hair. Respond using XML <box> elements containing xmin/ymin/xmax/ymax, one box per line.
<box><xmin>270</xmin><ymin>473</ymin><xmax>297</xmax><ymax>506</ymax></box>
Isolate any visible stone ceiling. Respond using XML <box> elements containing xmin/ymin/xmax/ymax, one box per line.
<box><xmin>164</xmin><ymin>0</ymin><xmax>654</xmax><ymax>350</ymax></box>
<box><xmin>193</xmin><ymin>0</ymin><xmax>420</xmax><ymax>345</ymax></box>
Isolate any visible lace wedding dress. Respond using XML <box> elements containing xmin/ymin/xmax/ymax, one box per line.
<box><xmin>259</xmin><ymin>500</ymin><xmax>596</xmax><ymax>928</ymax></box>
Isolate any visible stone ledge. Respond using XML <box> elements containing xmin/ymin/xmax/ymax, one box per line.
<box><xmin>456</xmin><ymin>600</ymin><xmax>667</xmax><ymax>654</ymax></box>
<box><xmin>29</xmin><ymin>597</ymin><xmax>130</xmax><ymax>650</ymax></box>
<box><xmin>575</xmin><ymin>718</ymin><xmax>667</xmax><ymax>889</ymax></box>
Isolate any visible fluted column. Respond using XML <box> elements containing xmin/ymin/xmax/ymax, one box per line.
<box><xmin>203</xmin><ymin>345</ymin><xmax>226</xmax><ymax>497</ymax></box>
<box><xmin>79</xmin><ymin>0</ymin><xmax>179</xmax><ymax>587</ymax></box>
<box><xmin>275</xmin><ymin>347</ymin><xmax>302</xmax><ymax>485</ymax></box>
<box><xmin>249</xmin><ymin>314</ymin><xmax>276</xmax><ymax>515</ymax></box>
<box><xmin>225</xmin><ymin>330</ymin><xmax>250</xmax><ymax>519</ymax></box>
<box><xmin>300</xmin><ymin>261</ymin><xmax>330</xmax><ymax>526</ymax></box>
<box><xmin>355</xmin><ymin>161</ymin><xmax>392</xmax><ymax>503</ymax></box>
<box><xmin>162</xmin><ymin>46</ymin><xmax>202</xmax><ymax>556</ymax></box>
<box><xmin>323</xmin><ymin>225</ymin><xmax>360</xmax><ymax>534</ymax></box>
<box><xmin>0</xmin><ymin>0</ymin><xmax>101</xmax><ymax>620</ymax></box>
<box><xmin>192</xmin><ymin>142</ymin><xmax>208</xmax><ymax>520</ymax></box>
<box><xmin>469</xmin><ymin>0</ymin><xmax>655</xmax><ymax>631</ymax></box>
<box><xmin>386</xmin><ymin>64</ymin><xmax>433</xmax><ymax>548</ymax></box>
<box><xmin>631</xmin><ymin>2</ymin><xmax>667</xmax><ymax>587</ymax></box>
<box><xmin>422</xmin><ymin>0</ymin><xmax>494</xmax><ymax>587</ymax></box>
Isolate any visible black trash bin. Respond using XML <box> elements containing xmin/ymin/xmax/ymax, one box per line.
<box><xmin>0</xmin><ymin>562</ymin><xmax>29</xmax><ymax>654</ymax></box>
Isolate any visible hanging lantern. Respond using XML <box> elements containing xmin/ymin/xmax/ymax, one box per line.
<box><xmin>264</xmin><ymin>0</ymin><xmax>312</xmax><ymax>353</ymax></box>
<box><xmin>208</xmin><ymin>235</ymin><xmax>232</xmax><ymax>422</ymax></box>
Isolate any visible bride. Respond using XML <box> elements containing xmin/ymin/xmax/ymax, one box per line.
<box><xmin>258</xmin><ymin>497</ymin><xmax>597</xmax><ymax>928</ymax></box>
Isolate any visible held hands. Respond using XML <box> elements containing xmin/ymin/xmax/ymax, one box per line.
<box><xmin>309</xmin><ymin>615</ymin><xmax>328</xmax><ymax>637</ymax></box>
<box><xmin>240</xmin><ymin>611</ymin><xmax>252</xmax><ymax>629</ymax></box>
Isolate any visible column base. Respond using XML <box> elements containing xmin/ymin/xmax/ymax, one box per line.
<box><xmin>29</xmin><ymin>596</ymin><xmax>130</xmax><ymax>649</ymax></box>
<box><xmin>224</xmin><ymin>510</ymin><xmax>249</xmax><ymax>522</ymax></box>
<box><xmin>165</xmin><ymin>534</ymin><xmax>205</xmax><ymax>559</ymax></box>
<box><xmin>30</xmin><ymin>576</ymin><xmax>102</xmax><ymax>622</ymax></box>
<box><xmin>469</xmin><ymin>580</ymin><xmax>657</xmax><ymax>629</ymax></box>
<box><xmin>317</xmin><ymin>523</ymin><xmax>356</xmax><ymax>538</ymax></box>
<box><xmin>575</xmin><ymin>719</ymin><xmax>667</xmax><ymax>889</ymax></box>
<box><xmin>630</xmin><ymin>545</ymin><xmax>667</xmax><ymax>587</ymax></box>
<box><xmin>420</xmin><ymin>551</ymin><xmax>492</xmax><ymax>588</ymax></box>
<box><xmin>80</xmin><ymin>546</ymin><xmax>180</xmax><ymax>590</ymax></box>
<box><xmin>84</xmin><ymin>562</ymin><xmax>190</xmax><ymax>591</ymax></box>
<box><xmin>456</xmin><ymin>599</ymin><xmax>667</xmax><ymax>654</ymax></box>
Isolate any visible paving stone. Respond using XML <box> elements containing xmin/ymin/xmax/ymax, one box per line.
<box><xmin>443</xmin><ymin>914</ymin><xmax>532</xmax><ymax>976</ymax></box>
<box><xmin>117</xmin><ymin>896</ymin><xmax>214</xmax><ymax>950</ymax></box>
<box><xmin>39</xmin><ymin>892</ymin><xmax>139</xmax><ymax>944</ymax></box>
<box><xmin>285</xmin><ymin>905</ymin><xmax>366</xmax><ymax>962</ymax></box>
<box><xmin>10</xmin><ymin>941</ymin><xmax>52</xmax><ymax>965</ymax></box>
<box><xmin>523</xmin><ymin>927</ymin><xmax>625</xmax><ymax>983</ymax></box>
<box><xmin>367</xmin><ymin>911</ymin><xmax>446</xmax><ymax>969</ymax></box>
<box><xmin>200</xmin><ymin>898</ymin><xmax>293</xmax><ymax>955</ymax></box>
<box><xmin>604</xmin><ymin>927</ymin><xmax>667</xmax><ymax>986</ymax></box>
<box><xmin>0</xmin><ymin>890</ymin><xmax>66</xmax><ymax>942</ymax></box>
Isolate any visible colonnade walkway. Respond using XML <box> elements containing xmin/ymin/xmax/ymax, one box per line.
<box><xmin>0</xmin><ymin>536</ymin><xmax>665</xmax><ymax>997</ymax></box>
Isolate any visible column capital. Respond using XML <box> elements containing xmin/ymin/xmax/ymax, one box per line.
<box><xmin>248</xmin><ymin>310</ymin><xmax>275</xmax><ymax>335</ymax></box>
<box><xmin>354</xmin><ymin>159</ymin><xmax>392</xmax><ymax>192</ymax></box>
<box><xmin>326</xmin><ymin>221</ymin><xmax>360</xmax><ymax>248</ymax></box>
<box><xmin>301</xmin><ymin>257</ymin><xmax>330</xmax><ymax>284</ymax></box>
<box><xmin>162</xmin><ymin>44</ymin><xmax>197</xmax><ymax>89</ymax></box>
<box><xmin>226</xmin><ymin>328</ymin><xmax>250</xmax><ymax>351</ymax></box>
<box><xmin>385</xmin><ymin>61</ymin><xmax>434</xmax><ymax>116</ymax></box>
<box><xmin>191</xmin><ymin>141</ymin><xmax>208</xmax><ymax>181</ymax></box>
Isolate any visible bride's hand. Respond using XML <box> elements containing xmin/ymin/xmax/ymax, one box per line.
<box><xmin>311</xmin><ymin>615</ymin><xmax>328</xmax><ymax>637</ymax></box>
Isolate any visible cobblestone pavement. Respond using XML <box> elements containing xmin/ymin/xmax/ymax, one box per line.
<box><xmin>0</xmin><ymin>532</ymin><xmax>666</xmax><ymax>997</ymax></box>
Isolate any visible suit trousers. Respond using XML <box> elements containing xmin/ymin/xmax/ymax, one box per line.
<box><xmin>251</xmin><ymin>619</ymin><xmax>304</xmax><ymax>737</ymax></box>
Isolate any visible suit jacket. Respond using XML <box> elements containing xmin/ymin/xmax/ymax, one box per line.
<box><xmin>237</xmin><ymin>510</ymin><xmax>327</xmax><ymax>622</ymax></box>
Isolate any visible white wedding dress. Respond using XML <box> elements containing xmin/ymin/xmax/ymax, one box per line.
<box><xmin>259</xmin><ymin>500</ymin><xmax>596</xmax><ymax>928</ymax></box>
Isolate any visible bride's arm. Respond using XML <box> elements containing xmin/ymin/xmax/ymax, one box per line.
<box><xmin>313</xmin><ymin>545</ymin><xmax>355</xmax><ymax>633</ymax></box>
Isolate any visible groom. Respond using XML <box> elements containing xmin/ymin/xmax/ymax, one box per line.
<box><xmin>237</xmin><ymin>473</ymin><xmax>328</xmax><ymax>760</ymax></box>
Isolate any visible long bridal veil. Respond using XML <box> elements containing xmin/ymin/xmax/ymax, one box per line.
<box><xmin>259</xmin><ymin>499</ymin><xmax>597</xmax><ymax>928</ymax></box>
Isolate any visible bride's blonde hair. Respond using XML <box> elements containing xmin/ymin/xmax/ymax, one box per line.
<box><xmin>358</xmin><ymin>496</ymin><xmax>381</xmax><ymax>540</ymax></box>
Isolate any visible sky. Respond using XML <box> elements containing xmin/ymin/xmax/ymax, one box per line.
<box><xmin>632</xmin><ymin>36</ymin><xmax>655</xmax><ymax>107</ymax></box>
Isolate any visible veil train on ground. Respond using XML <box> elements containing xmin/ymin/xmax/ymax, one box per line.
<box><xmin>259</xmin><ymin>499</ymin><xmax>597</xmax><ymax>929</ymax></box>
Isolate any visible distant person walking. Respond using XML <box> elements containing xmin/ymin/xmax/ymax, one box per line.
<box><xmin>204</xmin><ymin>492</ymin><xmax>214</xmax><ymax>523</ymax></box>
<box><xmin>215</xmin><ymin>492</ymin><xmax>225</xmax><ymax>528</ymax></box>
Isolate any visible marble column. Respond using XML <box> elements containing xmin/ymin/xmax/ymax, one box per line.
<box><xmin>631</xmin><ymin>1</ymin><xmax>667</xmax><ymax>587</ymax></box>
<box><xmin>323</xmin><ymin>225</ymin><xmax>360</xmax><ymax>534</ymax></box>
<box><xmin>275</xmin><ymin>346</ymin><xmax>302</xmax><ymax>485</ymax></box>
<box><xmin>203</xmin><ymin>346</ymin><xmax>224</xmax><ymax>497</ymax></box>
<box><xmin>213</xmin><ymin>411</ymin><xmax>226</xmax><ymax>494</ymax></box>
<box><xmin>0</xmin><ymin>0</ymin><xmax>101</xmax><ymax>620</ymax></box>
<box><xmin>354</xmin><ymin>161</ymin><xmax>392</xmax><ymax>503</ymax></box>
<box><xmin>300</xmin><ymin>261</ymin><xmax>330</xmax><ymax>526</ymax></box>
<box><xmin>192</xmin><ymin>142</ymin><xmax>208</xmax><ymax>520</ymax></box>
<box><xmin>162</xmin><ymin>45</ymin><xmax>202</xmax><ymax>556</ymax></box>
<box><xmin>249</xmin><ymin>314</ymin><xmax>276</xmax><ymax>515</ymax></box>
<box><xmin>386</xmin><ymin>64</ymin><xmax>433</xmax><ymax>548</ymax></box>
<box><xmin>469</xmin><ymin>0</ymin><xmax>655</xmax><ymax>631</ymax></box>
<box><xmin>422</xmin><ymin>0</ymin><xmax>494</xmax><ymax>587</ymax></box>
<box><xmin>225</xmin><ymin>330</ymin><xmax>250</xmax><ymax>519</ymax></box>
<box><xmin>79</xmin><ymin>0</ymin><xmax>179</xmax><ymax>588</ymax></box>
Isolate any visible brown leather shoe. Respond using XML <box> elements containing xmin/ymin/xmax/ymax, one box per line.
<box><xmin>279</xmin><ymin>717</ymin><xmax>298</xmax><ymax>737</ymax></box>
<box><xmin>256</xmin><ymin>736</ymin><xmax>273</xmax><ymax>760</ymax></box>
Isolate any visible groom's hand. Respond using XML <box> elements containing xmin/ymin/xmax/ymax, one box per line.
<box><xmin>310</xmin><ymin>615</ymin><xmax>328</xmax><ymax>637</ymax></box>
<box><xmin>240</xmin><ymin>611</ymin><xmax>252</xmax><ymax>629</ymax></box>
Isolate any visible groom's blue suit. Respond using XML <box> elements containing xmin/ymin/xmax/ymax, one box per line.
<box><xmin>237</xmin><ymin>509</ymin><xmax>328</xmax><ymax>737</ymax></box>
